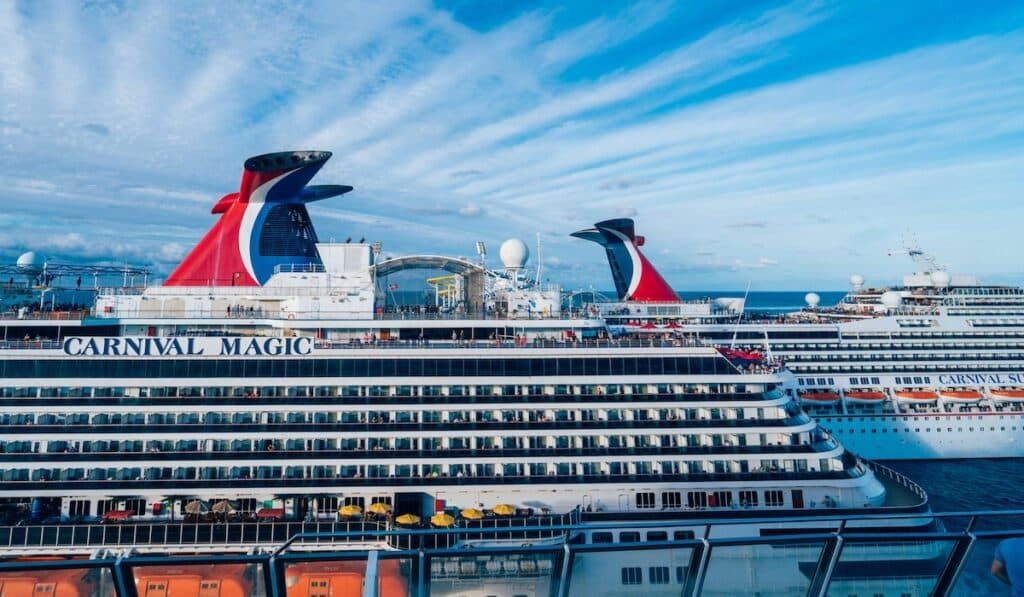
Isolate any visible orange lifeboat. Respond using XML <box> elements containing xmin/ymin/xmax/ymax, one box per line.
<box><xmin>939</xmin><ymin>389</ymin><xmax>983</xmax><ymax>403</ymax></box>
<box><xmin>799</xmin><ymin>390</ymin><xmax>840</xmax><ymax>405</ymax></box>
<box><xmin>843</xmin><ymin>390</ymin><xmax>887</xmax><ymax>405</ymax></box>
<box><xmin>991</xmin><ymin>388</ymin><xmax>1024</xmax><ymax>402</ymax></box>
<box><xmin>0</xmin><ymin>568</ymin><xmax>93</xmax><ymax>597</ymax></box>
<box><xmin>134</xmin><ymin>564</ymin><xmax>253</xmax><ymax>597</ymax></box>
<box><xmin>894</xmin><ymin>390</ymin><xmax>938</xmax><ymax>404</ymax></box>
<box><xmin>286</xmin><ymin>560</ymin><xmax>407</xmax><ymax>597</ymax></box>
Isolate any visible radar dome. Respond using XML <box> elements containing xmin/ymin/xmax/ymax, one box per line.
<box><xmin>849</xmin><ymin>274</ymin><xmax>864</xmax><ymax>290</ymax></box>
<box><xmin>930</xmin><ymin>270</ymin><xmax>951</xmax><ymax>288</ymax></box>
<box><xmin>880</xmin><ymin>291</ymin><xmax>903</xmax><ymax>309</ymax></box>
<box><xmin>499</xmin><ymin>238</ymin><xmax>529</xmax><ymax>270</ymax></box>
<box><xmin>16</xmin><ymin>251</ymin><xmax>45</xmax><ymax>271</ymax></box>
<box><xmin>804</xmin><ymin>292</ymin><xmax>820</xmax><ymax>308</ymax></box>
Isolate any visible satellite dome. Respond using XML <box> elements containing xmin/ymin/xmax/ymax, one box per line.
<box><xmin>880</xmin><ymin>291</ymin><xmax>903</xmax><ymax>309</ymax></box>
<box><xmin>499</xmin><ymin>238</ymin><xmax>529</xmax><ymax>270</ymax></box>
<box><xmin>849</xmin><ymin>274</ymin><xmax>865</xmax><ymax>290</ymax></box>
<box><xmin>804</xmin><ymin>292</ymin><xmax>820</xmax><ymax>308</ymax></box>
<box><xmin>930</xmin><ymin>270</ymin><xmax>951</xmax><ymax>288</ymax></box>
<box><xmin>16</xmin><ymin>251</ymin><xmax>45</xmax><ymax>271</ymax></box>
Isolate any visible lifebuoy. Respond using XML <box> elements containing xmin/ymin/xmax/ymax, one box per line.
<box><xmin>287</xmin><ymin>313</ymin><xmax>295</xmax><ymax>320</ymax></box>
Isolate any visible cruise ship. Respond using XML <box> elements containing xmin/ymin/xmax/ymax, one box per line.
<box><xmin>0</xmin><ymin>151</ymin><xmax>938</xmax><ymax>596</ymax></box>
<box><xmin>575</xmin><ymin>220</ymin><xmax>1024</xmax><ymax>460</ymax></box>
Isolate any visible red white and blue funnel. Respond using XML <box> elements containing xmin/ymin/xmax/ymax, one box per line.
<box><xmin>572</xmin><ymin>218</ymin><xmax>679</xmax><ymax>303</ymax></box>
<box><xmin>165</xmin><ymin>151</ymin><xmax>352</xmax><ymax>286</ymax></box>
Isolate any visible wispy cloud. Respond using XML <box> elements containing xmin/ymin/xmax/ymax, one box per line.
<box><xmin>0</xmin><ymin>1</ymin><xmax>1021</xmax><ymax>288</ymax></box>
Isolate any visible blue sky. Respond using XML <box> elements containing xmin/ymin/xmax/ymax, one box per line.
<box><xmin>0</xmin><ymin>0</ymin><xmax>1022</xmax><ymax>291</ymax></box>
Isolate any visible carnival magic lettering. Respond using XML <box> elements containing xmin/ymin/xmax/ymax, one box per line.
<box><xmin>62</xmin><ymin>337</ymin><xmax>313</xmax><ymax>357</ymax></box>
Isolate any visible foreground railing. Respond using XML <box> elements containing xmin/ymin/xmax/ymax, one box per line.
<box><xmin>0</xmin><ymin>509</ymin><xmax>1021</xmax><ymax>596</ymax></box>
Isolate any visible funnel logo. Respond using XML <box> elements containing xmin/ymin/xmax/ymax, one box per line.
<box><xmin>165</xmin><ymin>151</ymin><xmax>352</xmax><ymax>287</ymax></box>
<box><xmin>572</xmin><ymin>218</ymin><xmax>679</xmax><ymax>303</ymax></box>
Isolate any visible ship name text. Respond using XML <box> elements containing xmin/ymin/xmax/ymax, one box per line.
<box><xmin>937</xmin><ymin>373</ymin><xmax>1024</xmax><ymax>385</ymax></box>
<box><xmin>62</xmin><ymin>336</ymin><xmax>314</xmax><ymax>357</ymax></box>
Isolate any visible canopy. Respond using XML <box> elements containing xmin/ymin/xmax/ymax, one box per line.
<box><xmin>430</xmin><ymin>512</ymin><xmax>455</xmax><ymax>527</ymax></box>
<box><xmin>492</xmin><ymin>504</ymin><xmax>516</xmax><ymax>516</ymax></box>
<box><xmin>395</xmin><ymin>513</ymin><xmax>421</xmax><ymax>525</ymax></box>
<box><xmin>459</xmin><ymin>508</ymin><xmax>484</xmax><ymax>520</ymax></box>
<box><xmin>184</xmin><ymin>500</ymin><xmax>208</xmax><ymax>514</ymax></box>
<box><xmin>338</xmin><ymin>504</ymin><xmax>363</xmax><ymax>517</ymax></box>
<box><xmin>717</xmin><ymin>347</ymin><xmax>764</xmax><ymax>362</ymax></box>
<box><xmin>211</xmin><ymin>500</ymin><xmax>236</xmax><ymax>514</ymax></box>
<box><xmin>368</xmin><ymin>502</ymin><xmax>392</xmax><ymax>515</ymax></box>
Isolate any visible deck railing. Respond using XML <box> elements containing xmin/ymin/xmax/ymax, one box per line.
<box><xmin>0</xmin><ymin>508</ymin><xmax>1021</xmax><ymax>596</ymax></box>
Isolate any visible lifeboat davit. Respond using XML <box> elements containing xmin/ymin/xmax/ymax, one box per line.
<box><xmin>894</xmin><ymin>390</ymin><xmax>938</xmax><ymax>404</ymax></box>
<box><xmin>799</xmin><ymin>390</ymin><xmax>840</xmax><ymax>405</ymax></box>
<box><xmin>843</xmin><ymin>390</ymin><xmax>887</xmax><ymax>405</ymax></box>
<box><xmin>286</xmin><ymin>560</ymin><xmax>407</xmax><ymax>597</ymax></box>
<box><xmin>991</xmin><ymin>388</ymin><xmax>1024</xmax><ymax>402</ymax></box>
<box><xmin>939</xmin><ymin>389</ymin><xmax>983</xmax><ymax>403</ymax></box>
<box><xmin>134</xmin><ymin>564</ymin><xmax>253</xmax><ymax>597</ymax></box>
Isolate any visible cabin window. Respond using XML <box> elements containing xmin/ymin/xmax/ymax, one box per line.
<box><xmin>649</xmin><ymin>566</ymin><xmax>670</xmax><ymax>584</ymax></box>
<box><xmin>662</xmin><ymin>491</ymin><xmax>682</xmax><ymax>508</ymax></box>
<box><xmin>635</xmin><ymin>492</ymin><xmax>656</xmax><ymax>509</ymax></box>
<box><xmin>621</xmin><ymin>567</ymin><xmax>643</xmax><ymax>585</ymax></box>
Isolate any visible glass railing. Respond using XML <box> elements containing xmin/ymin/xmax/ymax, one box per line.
<box><xmin>0</xmin><ymin>508</ymin><xmax>1020</xmax><ymax>596</ymax></box>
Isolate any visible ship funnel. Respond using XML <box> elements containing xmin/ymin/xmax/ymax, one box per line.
<box><xmin>165</xmin><ymin>151</ymin><xmax>352</xmax><ymax>286</ymax></box>
<box><xmin>572</xmin><ymin>218</ymin><xmax>679</xmax><ymax>302</ymax></box>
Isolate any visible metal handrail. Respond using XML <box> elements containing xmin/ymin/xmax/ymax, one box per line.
<box><xmin>0</xmin><ymin>508</ymin><xmax>1022</xmax><ymax>596</ymax></box>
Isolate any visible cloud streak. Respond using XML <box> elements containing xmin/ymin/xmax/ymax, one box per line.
<box><xmin>0</xmin><ymin>1</ymin><xmax>1021</xmax><ymax>289</ymax></box>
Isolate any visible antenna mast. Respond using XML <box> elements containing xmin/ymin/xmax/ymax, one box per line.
<box><xmin>887</xmin><ymin>232</ymin><xmax>942</xmax><ymax>273</ymax></box>
<box><xmin>535</xmin><ymin>232</ymin><xmax>543</xmax><ymax>286</ymax></box>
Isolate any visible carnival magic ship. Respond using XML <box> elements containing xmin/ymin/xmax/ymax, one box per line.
<box><xmin>0</xmin><ymin>151</ymin><xmax>941</xmax><ymax>596</ymax></box>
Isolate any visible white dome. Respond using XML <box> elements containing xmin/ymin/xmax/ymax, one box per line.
<box><xmin>16</xmin><ymin>251</ymin><xmax>44</xmax><ymax>270</ymax></box>
<box><xmin>880</xmin><ymin>291</ymin><xmax>903</xmax><ymax>309</ymax></box>
<box><xmin>499</xmin><ymin>238</ymin><xmax>529</xmax><ymax>270</ymax></box>
<box><xmin>849</xmin><ymin>274</ymin><xmax>864</xmax><ymax>289</ymax></box>
<box><xmin>804</xmin><ymin>292</ymin><xmax>820</xmax><ymax>308</ymax></box>
<box><xmin>930</xmin><ymin>270</ymin><xmax>951</xmax><ymax>288</ymax></box>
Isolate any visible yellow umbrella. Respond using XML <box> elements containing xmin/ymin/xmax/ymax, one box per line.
<box><xmin>430</xmin><ymin>512</ymin><xmax>456</xmax><ymax>527</ymax></box>
<box><xmin>395</xmin><ymin>513</ymin><xmax>420</xmax><ymax>525</ymax></box>
<box><xmin>338</xmin><ymin>504</ymin><xmax>363</xmax><ymax>517</ymax></box>
<box><xmin>368</xmin><ymin>502</ymin><xmax>392</xmax><ymax>515</ymax></box>
<box><xmin>492</xmin><ymin>504</ymin><xmax>516</xmax><ymax>516</ymax></box>
<box><xmin>460</xmin><ymin>508</ymin><xmax>484</xmax><ymax>520</ymax></box>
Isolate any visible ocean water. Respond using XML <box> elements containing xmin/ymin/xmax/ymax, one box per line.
<box><xmin>387</xmin><ymin>289</ymin><xmax>848</xmax><ymax>310</ymax></box>
<box><xmin>884</xmin><ymin>459</ymin><xmax>1024</xmax><ymax>595</ymax></box>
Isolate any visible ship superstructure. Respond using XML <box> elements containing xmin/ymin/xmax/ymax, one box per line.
<box><xmin>574</xmin><ymin>220</ymin><xmax>1024</xmax><ymax>459</ymax></box>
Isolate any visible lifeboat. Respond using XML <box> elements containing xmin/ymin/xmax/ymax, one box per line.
<box><xmin>799</xmin><ymin>390</ymin><xmax>840</xmax><ymax>406</ymax></box>
<box><xmin>843</xmin><ymin>390</ymin><xmax>887</xmax><ymax>405</ymax></box>
<box><xmin>991</xmin><ymin>388</ymin><xmax>1024</xmax><ymax>402</ymax></box>
<box><xmin>939</xmin><ymin>389</ymin><xmax>983</xmax><ymax>403</ymax></box>
<box><xmin>0</xmin><ymin>568</ymin><xmax>93</xmax><ymax>597</ymax></box>
<box><xmin>286</xmin><ymin>560</ymin><xmax>407</xmax><ymax>597</ymax></box>
<box><xmin>134</xmin><ymin>564</ymin><xmax>252</xmax><ymax>597</ymax></box>
<box><xmin>894</xmin><ymin>390</ymin><xmax>938</xmax><ymax>404</ymax></box>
